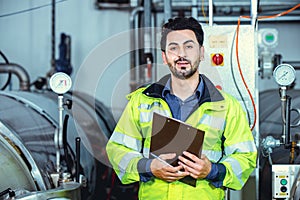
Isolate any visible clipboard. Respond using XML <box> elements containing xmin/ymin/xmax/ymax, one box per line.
<box><xmin>150</xmin><ymin>112</ymin><xmax>205</xmax><ymax>187</ymax></box>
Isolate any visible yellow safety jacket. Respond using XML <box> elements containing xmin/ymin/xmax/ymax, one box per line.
<box><xmin>106</xmin><ymin>74</ymin><xmax>257</xmax><ymax>200</ymax></box>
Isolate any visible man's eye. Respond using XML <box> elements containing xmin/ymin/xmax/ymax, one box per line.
<box><xmin>169</xmin><ymin>47</ymin><xmax>177</xmax><ymax>51</ymax></box>
<box><xmin>186</xmin><ymin>45</ymin><xmax>193</xmax><ymax>49</ymax></box>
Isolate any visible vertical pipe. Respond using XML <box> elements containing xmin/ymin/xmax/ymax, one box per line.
<box><xmin>143</xmin><ymin>0</ymin><xmax>152</xmax><ymax>84</ymax></box>
<box><xmin>285</xmin><ymin>96</ymin><xmax>291</xmax><ymax>145</ymax></box>
<box><xmin>251</xmin><ymin>0</ymin><xmax>258</xmax><ymax>26</ymax></box>
<box><xmin>56</xmin><ymin>95</ymin><xmax>64</xmax><ymax>172</ymax></box>
<box><xmin>129</xmin><ymin>7</ymin><xmax>143</xmax><ymax>91</ymax></box>
<box><xmin>281</xmin><ymin>87</ymin><xmax>287</xmax><ymax>143</ymax></box>
<box><xmin>208</xmin><ymin>0</ymin><xmax>213</xmax><ymax>26</ymax></box>
<box><xmin>192</xmin><ymin>0</ymin><xmax>198</xmax><ymax>19</ymax></box>
<box><xmin>164</xmin><ymin>0</ymin><xmax>172</xmax><ymax>22</ymax></box>
<box><xmin>51</xmin><ymin>0</ymin><xmax>56</xmax><ymax>74</ymax></box>
<box><xmin>153</xmin><ymin>13</ymin><xmax>157</xmax><ymax>82</ymax></box>
<box><xmin>252</xmin><ymin>1</ymin><xmax>258</xmax><ymax>198</ymax></box>
<box><xmin>144</xmin><ymin>0</ymin><xmax>151</xmax><ymax>53</ymax></box>
<box><xmin>76</xmin><ymin>137</ymin><xmax>81</xmax><ymax>182</ymax></box>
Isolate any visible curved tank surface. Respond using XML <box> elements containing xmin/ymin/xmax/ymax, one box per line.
<box><xmin>0</xmin><ymin>90</ymin><xmax>116</xmax><ymax>200</ymax></box>
<box><xmin>259</xmin><ymin>89</ymin><xmax>300</xmax><ymax>200</ymax></box>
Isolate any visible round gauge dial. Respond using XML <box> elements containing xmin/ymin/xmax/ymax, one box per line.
<box><xmin>273</xmin><ymin>64</ymin><xmax>296</xmax><ymax>86</ymax></box>
<box><xmin>49</xmin><ymin>72</ymin><xmax>72</xmax><ymax>94</ymax></box>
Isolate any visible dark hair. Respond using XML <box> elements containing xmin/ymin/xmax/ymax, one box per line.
<box><xmin>160</xmin><ymin>17</ymin><xmax>204</xmax><ymax>52</ymax></box>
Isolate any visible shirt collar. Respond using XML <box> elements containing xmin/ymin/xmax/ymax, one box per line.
<box><xmin>162</xmin><ymin>78</ymin><xmax>171</xmax><ymax>98</ymax></box>
<box><xmin>162</xmin><ymin>75</ymin><xmax>204</xmax><ymax>100</ymax></box>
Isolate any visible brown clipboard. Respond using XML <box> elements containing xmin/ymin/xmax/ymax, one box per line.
<box><xmin>150</xmin><ymin>112</ymin><xmax>205</xmax><ymax>187</ymax></box>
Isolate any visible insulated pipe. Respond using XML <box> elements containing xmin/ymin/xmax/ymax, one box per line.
<box><xmin>0</xmin><ymin>63</ymin><xmax>30</xmax><ymax>91</ymax></box>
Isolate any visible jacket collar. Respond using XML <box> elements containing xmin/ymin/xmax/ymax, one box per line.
<box><xmin>143</xmin><ymin>74</ymin><xmax>224</xmax><ymax>103</ymax></box>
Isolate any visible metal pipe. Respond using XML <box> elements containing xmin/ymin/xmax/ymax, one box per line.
<box><xmin>56</xmin><ymin>95</ymin><xmax>64</xmax><ymax>173</ymax></box>
<box><xmin>129</xmin><ymin>6</ymin><xmax>144</xmax><ymax>91</ymax></box>
<box><xmin>76</xmin><ymin>137</ymin><xmax>81</xmax><ymax>183</ymax></box>
<box><xmin>144</xmin><ymin>0</ymin><xmax>152</xmax><ymax>53</ymax></box>
<box><xmin>51</xmin><ymin>0</ymin><xmax>56</xmax><ymax>75</ymax></box>
<box><xmin>0</xmin><ymin>63</ymin><xmax>30</xmax><ymax>91</ymax></box>
<box><xmin>251</xmin><ymin>0</ymin><xmax>258</xmax><ymax>26</ymax></box>
<box><xmin>164</xmin><ymin>0</ymin><xmax>172</xmax><ymax>22</ymax></box>
<box><xmin>209</xmin><ymin>0</ymin><xmax>213</xmax><ymax>26</ymax></box>
<box><xmin>192</xmin><ymin>0</ymin><xmax>197</xmax><ymax>19</ymax></box>
<box><xmin>280</xmin><ymin>87</ymin><xmax>287</xmax><ymax>143</ymax></box>
<box><xmin>285</xmin><ymin>96</ymin><xmax>291</xmax><ymax>145</ymax></box>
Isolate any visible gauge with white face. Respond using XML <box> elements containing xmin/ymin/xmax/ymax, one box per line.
<box><xmin>273</xmin><ymin>64</ymin><xmax>296</xmax><ymax>86</ymax></box>
<box><xmin>49</xmin><ymin>72</ymin><xmax>72</xmax><ymax>94</ymax></box>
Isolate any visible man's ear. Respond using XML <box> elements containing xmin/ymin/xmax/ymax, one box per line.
<box><xmin>200</xmin><ymin>46</ymin><xmax>204</xmax><ymax>61</ymax></box>
<box><xmin>162</xmin><ymin>51</ymin><xmax>168</xmax><ymax>64</ymax></box>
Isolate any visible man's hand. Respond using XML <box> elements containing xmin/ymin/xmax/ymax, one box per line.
<box><xmin>178</xmin><ymin>151</ymin><xmax>212</xmax><ymax>179</ymax></box>
<box><xmin>150</xmin><ymin>153</ymin><xmax>189</xmax><ymax>182</ymax></box>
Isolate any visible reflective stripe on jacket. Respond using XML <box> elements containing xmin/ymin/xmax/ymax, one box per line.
<box><xmin>106</xmin><ymin>74</ymin><xmax>257</xmax><ymax>200</ymax></box>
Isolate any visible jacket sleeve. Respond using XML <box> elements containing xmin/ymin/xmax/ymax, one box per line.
<box><xmin>106</xmin><ymin>96</ymin><xmax>144</xmax><ymax>184</ymax></box>
<box><xmin>220</xmin><ymin>96</ymin><xmax>257</xmax><ymax>190</ymax></box>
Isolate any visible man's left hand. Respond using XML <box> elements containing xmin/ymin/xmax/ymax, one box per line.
<box><xmin>178</xmin><ymin>151</ymin><xmax>211</xmax><ymax>179</ymax></box>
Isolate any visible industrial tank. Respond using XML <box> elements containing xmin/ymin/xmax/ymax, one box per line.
<box><xmin>0</xmin><ymin>90</ymin><xmax>116</xmax><ymax>200</ymax></box>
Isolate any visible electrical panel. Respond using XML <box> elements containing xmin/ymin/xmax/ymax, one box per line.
<box><xmin>199</xmin><ymin>25</ymin><xmax>258</xmax><ymax>127</ymax></box>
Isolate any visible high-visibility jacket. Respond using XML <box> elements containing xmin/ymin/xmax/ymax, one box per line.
<box><xmin>106</xmin><ymin>74</ymin><xmax>257</xmax><ymax>200</ymax></box>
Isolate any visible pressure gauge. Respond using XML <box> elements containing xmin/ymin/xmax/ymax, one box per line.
<box><xmin>273</xmin><ymin>64</ymin><xmax>296</xmax><ymax>86</ymax></box>
<box><xmin>49</xmin><ymin>72</ymin><xmax>72</xmax><ymax>94</ymax></box>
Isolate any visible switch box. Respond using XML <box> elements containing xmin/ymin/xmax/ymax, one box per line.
<box><xmin>272</xmin><ymin>165</ymin><xmax>300</xmax><ymax>199</ymax></box>
<box><xmin>273</xmin><ymin>172</ymin><xmax>290</xmax><ymax>198</ymax></box>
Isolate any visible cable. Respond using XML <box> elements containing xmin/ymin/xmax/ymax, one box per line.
<box><xmin>0</xmin><ymin>51</ymin><xmax>9</xmax><ymax>63</ymax></box>
<box><xmin>0</xmin><ymin>50</ymin><xmax>12</xmax><ymax>90</ymax></box>
<box><xmin>201</xmin><ymin>0</ymin><xmax>209</xmax><ymax>24</ymax></box>
<box><xmin>268</xmin><ymin>151</ymin><xmax>273</xmax><ymax>165</ymax></box>
<box><xmin>0</xmin><ymin>0</ymin><xmax>67</xmax><ymax>18</ymax></box>
<box><xmin>235</xmin><ymin>18</ymin><xmax>257</xmax><ymax>131</ymax></box>
<box><xmin>257</xmin><ymin>3</ymin><xmax>300</xmax><ymax>20</ymax></box>
<box><xmin>235</xmin><ymin>3</ymin><xmax>300</xmax><ymax>131</ymax></box>
<box><xmin>230</xmin><ymin>31</ymin><xmax>252</xmax><ymax>125</ymax></box>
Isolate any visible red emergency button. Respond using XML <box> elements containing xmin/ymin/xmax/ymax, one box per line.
<box><xmin>216</xmin><ymin>85</ymin><xmax>222</xmax><ymax>90</ymax></box>
<box><xmin>211</xmin><ymin>53</ymin><xmax>224</xmax><ymax>66</ymax></box>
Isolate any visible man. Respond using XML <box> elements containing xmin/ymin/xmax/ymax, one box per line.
<box><xmin>106</xmin><ymin>17</ymin><xmax>257</xmax><ymax>199</ymax></box>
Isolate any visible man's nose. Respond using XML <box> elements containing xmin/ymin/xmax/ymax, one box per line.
<box><xmin>177</xmin><ymin>47</ymin><xmax>186</xmax><ymax>58</ymax></box>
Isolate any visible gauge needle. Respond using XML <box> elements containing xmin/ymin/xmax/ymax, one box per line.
<box><xmin>278</xmin><ymin>71</ymin><xmax>288</xmax><ymax>80</ymax></box>
<box><xmin>55</xmin><ymin>80</ymin><xmax>65</xmax><ymax>88</ymax></box>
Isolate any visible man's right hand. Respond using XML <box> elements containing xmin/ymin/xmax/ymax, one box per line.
<box><xmin>150</xmin><ymin>153</ymin><xmax>189</xmax><ymax>182</ymax></box>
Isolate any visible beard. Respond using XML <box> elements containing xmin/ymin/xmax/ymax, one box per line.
<box><xmin>167</xmin><ymin>57</ymin><xmax>200</xmax><ymax>80</ymax></box>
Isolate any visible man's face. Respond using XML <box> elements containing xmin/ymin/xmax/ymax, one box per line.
<box><xmin>162</xmin><ymin>29</ymin><xmax>204</xmax><ymax>80</ymax></box>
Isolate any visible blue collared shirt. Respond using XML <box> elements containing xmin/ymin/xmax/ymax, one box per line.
<box><xmin>162</xmin><ymin>76</ymin><xmax>204</xmax><ymax>121</ymax></box>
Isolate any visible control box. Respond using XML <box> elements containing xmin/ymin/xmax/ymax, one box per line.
<box><xmin>272</xmin><ymin>165</ymin><xmax>300</xmax><ymax>199</ymax></box>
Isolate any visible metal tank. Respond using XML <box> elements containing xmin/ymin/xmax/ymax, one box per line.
<box><xmin>0</xmin><ymin>90</ymin><xmax>116</xmax><ymax>200</ymax></box>
<box><xmin>259</xmin><ymin>89</ymin><xmax>300</xmax><ymax>200</ymax></box>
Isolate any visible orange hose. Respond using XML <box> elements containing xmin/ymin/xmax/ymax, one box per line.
<box><xmin>235</xmin><ymin>18</ymin><xmax>257</xmax><ymax>131</ymax></box>
<box><xmin>235</xmin><ymin>3</ymin><xmax>300</xmax><ymax>131</ymax></box>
